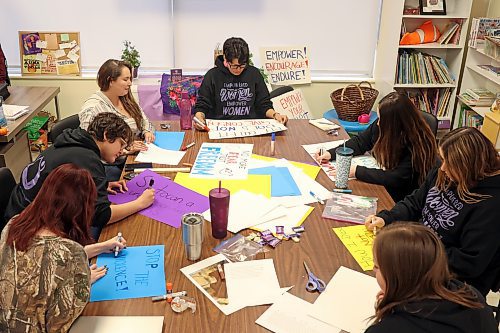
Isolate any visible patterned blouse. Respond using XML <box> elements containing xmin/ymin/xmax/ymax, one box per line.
<box><xmin>79</xmin><ymin>91</ymin><xmax>154</xmax><ymax>135</ymax></box>
<box><xmin>0</xmin><ymin>223</ymin><xmax>90</xmax><ymax>333</ymax></box>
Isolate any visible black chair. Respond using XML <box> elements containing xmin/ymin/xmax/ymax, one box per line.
<box><xmin>421</xmin><ymin>111</ymin><xmax>438</xmax><ymax>137</ymax></box>
<box><xmin>48</xmin><ymin>114</ymin><xmax>80</xmax><ymax>142</ymax></box>
<box><xmin>0</xmin><ymin>167</ymin><xmax>16</xmax><ymax>230</ymax></box>
<box><xmin>269</xmin><ymin>85</ymin><xmax>294</xmax><ymax>99</ymax></box>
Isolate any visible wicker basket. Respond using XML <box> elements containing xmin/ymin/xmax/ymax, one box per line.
<box><xmin>330</xmin><ymin>81</ymin><xmax>379</xmax><ymax>122</ymax></box>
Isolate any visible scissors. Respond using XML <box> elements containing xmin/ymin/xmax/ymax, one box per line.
<box><xmin>304</xmin><ymin>261</ymin><xmax>326</xmax><ymax>293</ymax></box>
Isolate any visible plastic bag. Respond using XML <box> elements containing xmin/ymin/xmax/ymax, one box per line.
<box><xmin>213</xmin><ymin>234</ymin><xmax>264</xmax><ymax>262</ymax></box>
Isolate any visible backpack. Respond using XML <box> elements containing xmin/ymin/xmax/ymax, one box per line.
<box><xmin>0</xmin><ymin>43</ymin><xmax>11</xmax><ymax>100</ymax></box>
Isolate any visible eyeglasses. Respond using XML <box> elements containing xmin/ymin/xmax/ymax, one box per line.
<box><xmin>228</xmin><ymin>63</ymin><xmax>247</xmax><ymax>70</ymax></box>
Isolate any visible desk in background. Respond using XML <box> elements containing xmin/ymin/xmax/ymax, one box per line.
<box><xmin>0</xmin><ymin>86</ymin><xmax>60</xmax><ymax>180</ymax></box>
<box><xmin>82</xmin><ymin>120</ymin><xmax>394</xmax><ymax>332</ymax></box>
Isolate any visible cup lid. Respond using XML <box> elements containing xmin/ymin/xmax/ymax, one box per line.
<box><xmin>336</xmin><ymin>146</ymin><xmax>354</xmax><ymax>156</ymax></box>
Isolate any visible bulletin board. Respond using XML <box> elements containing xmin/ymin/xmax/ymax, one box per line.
<box><xmin>18</xmin><ymin>31</ymin><xmax>81</xmax><ymax>76</ymax></box>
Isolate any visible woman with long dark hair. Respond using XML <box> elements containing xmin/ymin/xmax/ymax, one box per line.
<box><xmin>317</xmin><ymin>92</ymin><xmax>438</xmax><ymax>201</ymax></box>
<box><xmin>366</xmin><ymin>223</ymin><xmax>497</xmax><ymax>333</ymax></box>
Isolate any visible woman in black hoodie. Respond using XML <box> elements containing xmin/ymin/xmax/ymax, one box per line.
<box><xmin>366</xmin><ymin>223</ymin><xmax>497</xmax><ymax>333</ymax></box>
<box><xmin>367</xmin><ymin>127</ymin><xmax>500</xmax><ymax>296</ymax></box>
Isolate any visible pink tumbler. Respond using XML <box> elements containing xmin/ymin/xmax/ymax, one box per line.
<box><xmin>209</xmin><ymin>187</ymin><xmax>230</xmax><ymax>239</ymax></box>
<box><xmin>178</xmin><ymin>91</ymin><xmax>192</xmax><ymax>130</ymax></box>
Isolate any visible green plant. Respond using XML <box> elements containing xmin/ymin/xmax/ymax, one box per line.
<box><xmin>249</xmin><ymin>52</ymin><xmax>269</xmax><ymax>84</ymax></box>
<box><xmin>121</xmin><ymin>40</ymin><xmax>141</xmax><ymax>68</ymax></box>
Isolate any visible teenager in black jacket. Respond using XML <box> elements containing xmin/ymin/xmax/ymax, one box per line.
<box><xmin>366</xmin><ymin>223</ymin><xmax>497</xmax><ymax>333</ymax></box>
<box><xmin>316</xmin><ymin>92</ymin><xmax>438</xmax><ymax>202</ymax></box>
<box><xmin>367</xmin><ymin>127</ymin><xmax>500</xmax><ymax>296</ymax></box>
<box><xmin>193</xmin><ymin>37</ymin><xmax>287</xmax><ymax>127</ymax></box>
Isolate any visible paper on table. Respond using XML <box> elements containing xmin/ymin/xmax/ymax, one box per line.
<box><xmin>256</xmin><ymin>292</ymin><xmax>341</xmax><ymax>333</ymax></box>
<box><xmin>250</xmin><ymin>154</ymin><xmax>321</xmax><ymax>180</ymax></box>
<box><xmin>309</xmin><ymin>266</ymin><xmax>379</xmax><ymax>333</ymax></box>
<box><xmin>202</xmin><ymin>190</ymin><xmax>286</xmax><ymax>233</ymax></box>
<box><xmin>3</xmin><ymin>105</ymin><xmax>30</xmax><ymax>120</ymax></box>
<box><xmin>251</xmin><ymin>204</ymin><xmax>313</xmax><ymax>235</ymax></box>
<box><xmin>154</xmin><ymin>131</ymin><xmax>185</xmax><ymax>151</ymax></box>
<box><xmin>224</xmin><ymin>259</ymin><xmax>283</xmax><ymax>307</ymax></box>
<box><xmin>70</xmin><ymin>316</ymin><xmax>164</xmax><ymax>333</ymax></box>
<box><xmin>333</xmin><ymin>225</ymin><xmax>374</xmax><ymax>271</ymax></box>
<box><xmin>135</xmin><ymin>142</ymin><xmax>186</xmax><ymax>165</ymax></box>
<box><xmin>249</xmin><ymin>166</ymin><xmax>301</xmax><ymax>197</ymax></box>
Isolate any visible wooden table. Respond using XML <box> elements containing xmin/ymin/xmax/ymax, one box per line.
<box><xmin>0</xmin><ymin>86</ymin><xmax>60</xmax><ymax>179</ymax></box>
<box><xmin>82</xmin><ymin>120</ymin><xmax>394</xmax><ymax>332</ymax></box>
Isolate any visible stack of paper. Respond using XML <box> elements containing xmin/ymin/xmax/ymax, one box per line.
<box><xmin>3</xmin><ymin>104</ymin><xmax>30</xmax><ymax>120</ymax></box>
<box><xmin>309</xmin><ymin>118</ymin><xmax>340</xmax><ymax>131</ymax></box>
<box><xmin>135</xmin><ymin>142</ymin><xmax>186</xmax><ymax>165</ymax></box>
<box><xmin>249</xmin><ymin>166</ymin><xmax>301</xmax><ymax>197</ymax></box>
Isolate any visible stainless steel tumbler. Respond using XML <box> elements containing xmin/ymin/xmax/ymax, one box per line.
<box><xmin>181</xmin><ymin>213</ymin><xmax>204</xmax><ymax>261</ymax></box>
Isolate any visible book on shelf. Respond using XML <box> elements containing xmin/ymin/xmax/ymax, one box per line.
<box><xmin>461</xmin><ymin>109</ymin><xmax>483</xmax><ymax>128</ymax></box>
<box><xmin>321</xmin><ymin>193</ymin><xmax>378</xmax><ymax>225</ymax></box>
<box><xmin>469</xmin><ymin>18</ymin><xmax>500</xmax><ymax>48</ymax></box>
<box><xmin>437</xmin><ymin>20</ymin><xmax>463</xmax><ymax>45</ymax></box>
<box><xmin>477</xmin><ymin>64</ymin><xmax>500</xmax><ymax>76</ymax></box>
<box><xmin>396</xmin><ymin>50</ymin><xmax>454</xmax><ymax>84</ymax></box>
<box><xmin>465</xmin><ymin>88</ymin><xmax>496</xmax><ymax>101</ymax></box>
<box><xmin>404</xmin><ymin>88</ymin><xmax>452</xmax><ymax>118</ymax></box>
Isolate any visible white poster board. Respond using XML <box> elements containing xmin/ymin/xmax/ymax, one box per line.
<box><xmin>190</xmin><ymin>143</ymin><xmax>253</xmax><ymax>179</ymax></box>
<box><xmin>260</xmin><ymin>46</ymin><xmax>311</xmax><ymax>85</ymax></box>
<box><xmin>271</xmin><ymin>89</ymin><xmax>311</xmax><ymax>119</ymax></box>
<box><xmin>206</xmin><ymin>119</ymin><xmax>287</xmax><ymax>139</ymax></box>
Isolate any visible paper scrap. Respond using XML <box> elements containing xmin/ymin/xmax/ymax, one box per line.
<box><xmin>44</xmin><ymin>33</ymin><xmax>58</xmax><ymax>49</ymax></box>
<box><xmin>54</xmin><ymin>49</ymin><xmax>66</xmax><ymax>59</ymax></box>
<box><xmin>333</xmin><ymin>225</ymin><xmax>374</xmax><ymax>271</ymax></box>
<box><xmin>35</xmin><ymin>40</ymin><xmax>48</xmax><ymax>49</ymax></box>
<box><xmin>135</xmin><ymin>142</ymin><xmax>186</xmax><ymax>165</ymax></box>
<box><xmin>35</xmin><ymin>53</ymin><xmax>48</xmax><ymax>62</ymax></box>
<box><xmin>60</xmin><ymin>33</ymin><xmax>70</xmax><ymax>42</ymax></box>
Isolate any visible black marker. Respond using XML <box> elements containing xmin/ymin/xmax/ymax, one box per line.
<box><xmin>149</xmin><ymin>179</ymin><xmax>155</xmax><ymax>189</ymax></box>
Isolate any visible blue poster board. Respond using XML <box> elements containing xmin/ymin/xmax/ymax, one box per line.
<box><xmin>90</xmin><ymin>245</ymin><xmax>166</xmax><ymax>302</ymax></box>
<box><xmin>154</xmin><ymin>131</ymin><xmax>185</xmax><ymax>151</ymax></box>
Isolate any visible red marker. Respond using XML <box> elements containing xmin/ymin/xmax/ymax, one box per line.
<box><xmin>181</xmin><ymin>142</ymin><xmax>195</xmax><ymax>151</ymax></box>
<box><xmin>193</xmin><ymin>117</ymin><xmax>210</xmax><ymax>132</ymax></box>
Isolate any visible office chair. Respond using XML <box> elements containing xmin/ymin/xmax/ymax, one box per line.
<box><xmin>48</xmin><ymin>114</ymin><xmax>80</xmax><ymax>143</ymax></box>
<box><xmin>421</xmin><ymin>111</ymin><xmax>438</xmax><ymax>137</ymax></box>
<box><xmin>0</xmin><ymin>167</ymin><xmax>16</xmax><ymax>231</ymax></box>
<box><xmin>269</xmin><ymin>86</ymin><xmax>294</xmax><ymax>99</ymax></box>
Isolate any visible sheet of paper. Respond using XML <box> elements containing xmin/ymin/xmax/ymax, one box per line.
<box><xmin>256</xmin><ymin>292</ymin><xmax>341</xmax><ymax>333</ymax></box>
<box><xmin>55</xmin><ymin>59</ymin><xmax>79</xmax><ymax>75</ymax></box>
<box><xmin>3</xmin><ymin>104</ymin><xmax>29</xmax><ymax>117</ymax></box>
<box><xmin>181</xmin><ymin>254</ymin><xmax>245</xmax><ymax>315</ymax></box>
<box><xmin>108</xmin><ymin>170</ymin><xmax>209</xmax><ymax>228</ymax></box>
<box><xmin>90</xmin><ymin>245</ymin><xmax>166</xmax><ymax>302</ymax></box>
<box><xmin>175</xmin><ymin>172</ymin><xmax>271</xmax><ymax>198</ymax></box>
<box><xmin>251</xmin><ymin>204</ymin><xmax>313</xmax><ymax>235</ymax></box>
<box><xmin>35</xmin><ymin>53</ymin><xmax>48</xmax><ymax>62</ymax></box>
<box><xmin>59</xmin><ymin>42</ymin><xmax>72</xmax><ymax>49</ymax></box>
<box><xmin>309</xmin><ymin>266</ymin><xmax>379</xmax><ymax>333</ymax></box>
<box><xmin>249</xmin><ymin>166</ymin><xmax>301</xmax><ymax>197</ymax></box>
<box><xmin>53</xmin><ymin>49</ymin><xmax>66</xmax><ymax>58</ymax></box>
<box><xmin>225</xmin><ymin>259</ymin><xmax>282</xmax><ymax>307</ymax></box>
<box><xmin>60</xmin><ymin>33</ymin><xmax>70</xmax><ymax>42</ymax></box>
<box><xmin>44</xmin><ymin>33</ymin><xmax>58</xmax><ymax>49</ymax></box>
<box><xmin>190</xmin><ymin>143</ymin><xmax>253</xmax><ymax>179</ymax></box>
<box><xmin>70</xmin><ymin>316</ymin><xmax>164</xmax><ymax>333</ymax></box>
<box><xmin>333</xmin><ymin>225</ymin><xmax>374</xmax><ymax>271</ymax></box>
<box><xmin>67</xmin><ymin>52</ymin><xmax>79</xmax><ymax>62</ymax></box>
<box><xmin>135</xmin><ymin>142</ymin><xmax>186</xmax><ymax>165</ymax></box>
<box><xmin>251</xmin><ymin>154</ymin><xmax>320</xmax><ymax>180</ymax></box>
<box><xmin>207</xmin><ymin>119</ymin><xmax>287</xmax><ymax>139</ymax></box>
<box><xmin>202</xmin><ymin>190</ymin><xmax>286</xmax><ymax>233</ymax></box>
<box><xmin>35</xmin><ymin>40</ymin><xmax>47</xmax><ymax>49</ymax></box>
<box><xmin>153</xmin><ymin>131</ymin><xmax>185</xmax><ymax>150</ymax></box>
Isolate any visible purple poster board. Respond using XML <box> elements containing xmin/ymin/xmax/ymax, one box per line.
<box><xmin>108</xmin><ymin>170</ymin><xmax>209</xmax><ymax>228</ymax></box>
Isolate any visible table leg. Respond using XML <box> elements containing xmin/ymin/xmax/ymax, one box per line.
<box><xmin>54</xmin><ymin>95</ymin><xmax>61</xmax><ymax>120</ymax></box>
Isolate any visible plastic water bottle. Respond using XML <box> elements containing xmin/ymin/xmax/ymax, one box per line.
<box><xmin>178</xmin><ymin>91</ymin><xmax>192</xmax><ymax>130</ymax></box>
<box><xmin>0</xmin><ymin>96</ymin><xmax>7</xmax><ymax>127</ymax></box>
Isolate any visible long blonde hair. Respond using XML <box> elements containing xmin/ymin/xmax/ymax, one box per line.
<box><xmin>436</xmin><ymin>127</ymin><xmax>500</xmax><ymax>204</ymax></box>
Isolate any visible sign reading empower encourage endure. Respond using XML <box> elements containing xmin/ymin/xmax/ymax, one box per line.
<box><xmin>260</xmin><ymin>46</ymin><xmax>311</xmax><ymax>85</ymax></box>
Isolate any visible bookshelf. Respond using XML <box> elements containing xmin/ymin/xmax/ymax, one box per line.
<box><xmin>375</xmin><ymin>0</ymin><xmax>473</xmax><ymax>131</ymax></box>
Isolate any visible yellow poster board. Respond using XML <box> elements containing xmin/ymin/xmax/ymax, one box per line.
<box><xmin>333</xmin><ymin>225</ymin><xmax>374</xmax><ymax>271</ymax></box>
<box><xmin>18</xmin><ymin>31</ymin><xmax>81</xmax><ymax>76</ymax></box>
<box><xmin>251</xmin><ymin>154</ymin><xmax>321</xmax><ymax>179</ymax></box>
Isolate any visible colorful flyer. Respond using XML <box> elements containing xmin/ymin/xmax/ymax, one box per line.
<box><xmin>22</xmin><ymin>55</ymin><xmax>41</xmax><ymax>74</ymax></box>
<box><xmin>190</xmin><ymin>143</ymin><xmax>253</xmax><ymax>179</ymax></box>
<box><xmin>22</xmin><ymin>33</ymin><xmax>42</xmax><ymax>55</ymax></box>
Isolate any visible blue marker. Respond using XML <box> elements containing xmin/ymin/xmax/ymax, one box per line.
<box><xmin>333</xmin><ymin>189</ymin><xmax>352</xmax><ymax>194</ymax></box>
<box><xmin>271</xmin><ymin>133</ymin><xmax>276</xmax><ymax>156</ymax></box>
<box><xmin>309</xmin><ymin>191</ymin><xmax>324</xmax><ymax>205</ymax></box>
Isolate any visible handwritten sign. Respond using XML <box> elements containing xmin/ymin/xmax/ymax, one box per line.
<box><xmin>108</xmin><ymin>170</ymin><xmax>209</xmax><ymax>228</ymax></box>
<box><xmin>260</xmin><ymin>46</ymin><xmax>311</xmax><ymax>85</ymax></box>
<box><xmin>90</xmin><ymin>245</ymin><xmax>166</xmax><ymax>302</ymax></box>
<box><xmin>190</xmin><ymin>143</ymin><xmax>253</xmax><ymax>179</ymax></box>
<box><xmin>271</xmin><ymin>89</ymin><xmax>311</xmax><ymax>119</ymax></box>
<box><xmin>207</xmin><ymin>119</ymin><xmax>287</xmax><ymax>139</ymax></box>
<box><xmin>333</xmin><ymin>225</ymin><xmax>374</xmax><ymax>271</ymax></box>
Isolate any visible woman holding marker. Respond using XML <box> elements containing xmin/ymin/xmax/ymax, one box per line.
<box><xmin>366</xmin><ymin>128</ymin><xmax>500</xmax><ymax>296</ymax></box>
<box><xmin>366</xmin><ymin>223</ymin><xmax>497</xmax><ymax>333</ymax></box>
<box><xmin>315</xmin><ymin>92</ymin><xmax>438</xmax><ymax>202</ymax></box>
<box><xmin>193</xmin><ymin>37</ymin><xmax>288</xmax><ymax>129</ymax></box>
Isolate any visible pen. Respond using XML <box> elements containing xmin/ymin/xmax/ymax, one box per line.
<box><xmin>371</xmin><ymin>217</ymin><xmax>377</xmax><ymax>236</ymax></box>
<box><xmin>270</xmin><ymin>133</ymin><xmax>276</xmax><ymax>156</ymax></box>
<box><xmin>149</xmin><ymin>179</ymin><xmax>154</xmax><ymax>189</ymax></box>
<box><xmin>333</xmin><ymin>189</ymin><xmax>352</xmax><ymax>193</ymax></box>
<box><xmin>193</xmin><ymin>117</ymin><xmax>210</xmax><ymax>132</ymax></box>
<box><xmin>319</xmin><ymin>147</ymin><xmax>325</xmax><ymax>156</ymax></box>
<box><xmin>181</xmin><ymin>142</ymin><xmax>195</xmax><ymax>151</ymax></box>
<box><xmin>134</xmin><ymin>167</ymin><xmax>190</xmax><ymax>173</ymax></box>
<box><xmin>309</xmin><ymin>191</ymin><xmax>325</xmax><ymax>205</ymax></box>
<box><xmin>151</xmin><ymin>291</ymin><xmax>188</xmax><ymax>302</ymax></box>
<box><xmin>114</xmin><ymin>232</ymin><xmax>122</xmax><ymax>257</ymax></box>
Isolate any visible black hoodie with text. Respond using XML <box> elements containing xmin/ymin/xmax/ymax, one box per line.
<box><xmin>377</xmin><ymin>168</ymin><xmax>500</xmax><ymax>295</ymax></box>
<box><xmin>194</xmin><ymin>55</ymin><xmax>273</xmax><ymax>120</ymax></box>
<box><xmin>4</xmin><ymin>128</ymin><xmax>111</xmax><ymax>236</ymax></box>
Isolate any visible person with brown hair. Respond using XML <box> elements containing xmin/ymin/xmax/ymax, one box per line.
<box><xmin>366</xmin><ymin>223</ymin><xmax>497</xmax><ymax>333</ymax></box>
<box><xmin>4</xmin><ymin>113</ymin><xmax>155</xmax><ymax>240</ymax></box>
<box><xmin>366</xmin><ymin>127</ymin><xmax>500</xmax><ymax>296</ymax></box>
<box><xmin>0</xmin><ymin>164</ymin><xmax>94</xmax><ymax>332</ymax></box>
<box><xmin>316</xmin><ymin>91</ymin><xmax>438</xmax><ymax>202</ymax></box>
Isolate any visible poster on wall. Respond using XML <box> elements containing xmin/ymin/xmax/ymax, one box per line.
<box><xmin>260</xmin><ymin>46</ymin><xmax>311</xmax><ymax>85</ymax></box>
<box><xmin>18</xmin><ymin>31</ymin><xmax>81</xmax><ymax>76</ymax></box>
